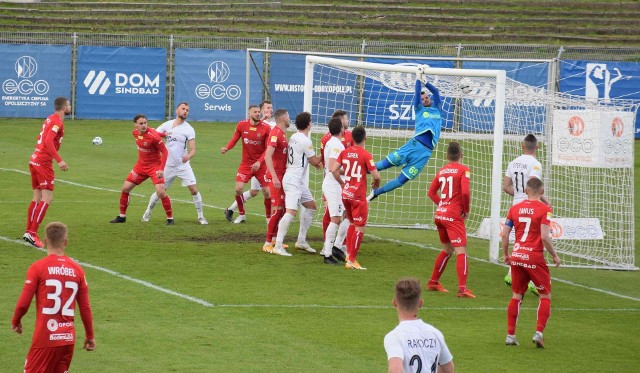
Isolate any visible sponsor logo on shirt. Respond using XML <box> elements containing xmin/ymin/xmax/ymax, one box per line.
<box><xmin>50</xmin><ymin>333</ymin><xmax>74</xmax><ymax>341</ymax></box>
<box><xmin>52</xmin><ymin>125</ymin><xmax>59</xmax><ymax>133</ymax></box>
<box><xmin>243</xmin><ymin>138</ymin><xmax>262</xmax><ymax>146</ymax></box>
<box><xmin>465</xmin><ymin>170</ymin><xmax>470</xmax><ymax>178</ymax></box>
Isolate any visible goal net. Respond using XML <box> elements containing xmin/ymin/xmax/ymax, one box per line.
<box><xmin>304</xmin><ymin>55</ymin><xmax>637</xmax><ymax>270</ymax></box>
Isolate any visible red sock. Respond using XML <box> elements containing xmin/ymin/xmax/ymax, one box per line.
<box><xmin>507</xmin><ymin>298</ymin><xmax>521</xmax><ymax>335</ymax></box>
<box><xmin>322</xmin><ymin>207</ymin><xmax>330</xmax><ymax>240</ymax></box>
<box><xmin>119</xmin><ymin>192</ymin><xmax>130</xmax><ymax>215</ymax></box>
<box><xmin>536</xmin><ymin>298</ymin><xmax>551</xmax><ymax>333</ymax></box>
<box><xmin>30</xmin><ymin>201</ymin><xmax>49</xmax><ymax>235</ymax></box>
<box><xmin>26</xmin><ymin>201</ymin><xmax>36</xmax><ymax>233</ymax></box>
<box><xmin>264</xmin><ymin>198</ymin><xmax>271</xmax><ymax>219</ymax></box>
<box><xmin>346</xmin><ymin>224</ymin><xmax>356</xmax><ymax>261</ymax></box>
<box><xmin>266</xmin><ymin>209</ymin><xmax>284</xmax><ymax>242</ymax></box>
<box><xmin>350</xmin><ymin>230</ymin><xmax>364</xmax><ymax>262</ymax></box>
<box><xmin>429</xmin><ymin>251</ymin><xmax>451</xmax><ymax>284</ymax></box>
<box><xmin>456</xmin><ymin>253</ymin><xmax>468</xmax><ymax>291</ymax></box>
<box><xmin>161</xmin><ymin>195</ymin><xmax>173</xmax><ymax>218</ymax></box>
<box><xmin>235</xmin><ymin>194</ymin><xmax>245</xmax><ymax>215</ymax></box>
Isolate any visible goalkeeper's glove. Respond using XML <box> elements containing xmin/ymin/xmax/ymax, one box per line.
<box><xmin>417</xmin><ymin>65</ymin><xmax>429</xmax><ymax>84</ymax></box>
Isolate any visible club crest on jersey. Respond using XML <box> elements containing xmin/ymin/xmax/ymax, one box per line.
<box><xmin>52</xmin><ymin>125</ymin><xmax>59</xmax><ymax>133</ymax></box>
<box><xmin>138</xmin><ymin>135</ymin><xmax>144</xmax><ymax>139</ymax></box>
<box><xmin>271</xmin><ymin>135</ymin><xmax>277</xmax><ymax>142</ymax></box>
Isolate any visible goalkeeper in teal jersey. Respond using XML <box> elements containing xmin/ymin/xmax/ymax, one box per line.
<box><xmin>368</xmin><ymin>67</ymin><xmax>442</xmax><ymax>201</ymax></box>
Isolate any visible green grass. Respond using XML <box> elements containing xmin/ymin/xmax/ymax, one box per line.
<box><xmin>0</xmin><ymin>119</ymin><xmax>638</xmax><ymax>372</ymax></box>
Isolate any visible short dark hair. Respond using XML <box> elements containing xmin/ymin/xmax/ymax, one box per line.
<box><xmin>523</xmin><ymin>134</ymin><xmax>538</xmax><ymax>150</ymax></box>
<box><xmin>447</xmin><ymin>142</ymin><xmax>462</xmax><ymax>161</ymax></box>
<box><xmin>259</xmin><ymin>100</ymin><xmax>272</xmax><ymax>109</ymax></box>
<box><xmin>45</xmin><ymin>222</ymin><xmax>68</xmax><ymax>248</ymax></box>
<box><xmin>331</xmin><ymin>109</ymin><xmax>347</xmax><ymax>119</ymax></box>
<box><xmin>274</xmin><ymin>108</ymin><xmax>288</xmax><ymax>122</ymax></box>
<box><xmin>395</xmin><ymin>278</ymin><xmax>422</xmax><ymax>311</ymax></box>
<box><xmin>248</xmin><ymin>104</ymin><xmax>259</xmax><ymax>112</ymax></box>
<box><xmin>176</xmin><ymin>102</ymin><xmax>189</xmax><ymax>108</ymax></box>
<box><xmin>133</xmin><ymin>114</ymin><xmax>147</xmax><ymax>123</ymax></box>
<box><xmin>526</xmin><ymin>177</ymin><xmax>543</xmax><ymax>193</ymax></box>
<box><xmin>54</xmin><ymin>97</ymin><xmax>69</xmax><ymax>111</ymax></box>
<box><xmin>351</xmin><ymin>125</ymin><xmax>366</xmax><ymax>144</ymax></box>
<box><xmin>328</xmin><ymin>117</ymin><xmax>343</xmax><ymax>136</ymax></box>
<box><xmin>295</xmin><ymin>112</ymin><xmax>311</xmax><ymax>130</ymax></box>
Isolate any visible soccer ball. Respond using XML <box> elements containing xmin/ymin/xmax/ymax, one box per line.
<box><xmin>92</xmin><ymin>136</ymin><xmax>103</xmax><ymax>146</ymax></box>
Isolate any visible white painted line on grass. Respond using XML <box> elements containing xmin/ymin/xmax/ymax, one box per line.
<box><xmin>2</xmin><ymin>168</ymin><xmax>639</xmax><ymax>302</ymax></box>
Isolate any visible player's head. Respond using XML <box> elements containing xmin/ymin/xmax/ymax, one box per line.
<box><xmin>260</xmin><ymin>100</ymin><xmax>273</xmax><ymax>119</ymax></box>
<box><xmin>54</xmin><ymin>96</ymin><xmax>71</xmax><ymax>115</ymax></box>
<box><xmin>44</xmin><ymin>221</ymin><xmax>68</xmax><ymax>250</ymax></box>
<box><xmin>328</xmin><ymin>117</ymin><xmax>343</xmax><ymax>136</ymax></box>
<box><xmin>393</xmin><ymin>278</ymin><xmax>424</xmax><ymax>312</ymax></box>
<box><xmin>523</xmin><ymin>134</ymin><xmax>538</xmax><ymax>154</ymax></box>
<box><xmin>420</xmin><ymin>89</ymin><xmax>432</xmax><ymax>107</ymax></box>
<box><xmin>133</xmin><ymin>114</ymin><xmax>148</xmax><ymax>132</ymax></box>
<box><xmin>525</xmin><ymin>177</ymin><xmax>544</xmax><ymax>198</ymax></box>
<box><xmin>248</xmin><ymin>105</ymin><xmax>261</xmax><ymax>123</ymax></box>
<box><xmin>447</xmin><ymin>142</ymin><xmax>462</xmax><ymax>161</ymax></box>
<box><xmin>294</xmin><ymin>111</ymin><xmax>312</xmax><ymax>131</ymax></box>
<box><xmin>274</xmin><ymin>108</ymin><xmax>290</xmax><ymax>128</ymax></box>
<box><xmin>176</xmin><ymin>102</ymin><xmax>189</xmax><ymax>120</ymax></box>
<box><xmin>351</xmin><ymin>125</ymin><xmax>366</xmax><ymax>145</ymax></box>
<box><xmin>331</xmin><ymin>109</ymin><xmax>350</xmax><ymax>130</ymax></box>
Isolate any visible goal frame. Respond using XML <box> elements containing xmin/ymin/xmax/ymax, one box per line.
<box><xmin>304</xmin><ymin>55</ymin><xmax>508</xmax><ymax>263</ymax></box>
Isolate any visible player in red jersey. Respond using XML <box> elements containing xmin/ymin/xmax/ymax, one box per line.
<box><xmin>262</xmin><ymin>108</ymin><xmax>291</xmax><ymax>253</ymax></box>
<box><xmin>110</xmin><ymin>114</ymin><xmax>174</xmax><ymax>224</ymax></box>
<box><xmin>12</xmin><ymin>222</ymin><xmax>95</xmax><ymax>372</ymax></box>
<box><xmin>23</xmin><ymin>97</ymin><xmax>71</xmax><ymax>249</ymax></box>
<box><xmin>331</xmin><ymin>126</ymin><xmax>380</xmax><ymax>270</ymax></box>
<box><xmin>221</xmin><ymin>105</ymin><xmax>272</xmax><ymax>223</ymax></box>
<box><xmin>502</xmin><ymin>177</ymin><xmax>561</xmax><ymax>348</ymax></box>
<box><xmin>425</xmin><ymin>142</ymin><xmax>474</xmax><ymax>298</ymax></box>
<box><xmin>320</xmin><ymin>110</ymin><xmax>353</xmax><ymax>256</ymax></box>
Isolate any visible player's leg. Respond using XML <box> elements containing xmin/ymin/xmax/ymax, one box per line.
<box><xmin>186</xmin><ymin>184</ymin><xmax>207</xmax><ymax>224</ymax></box>
<box><xmin>529</xmin><ymin>263</ymin><xmax>552</xmax><ymax>348</ymax></box>
<box><xmin>111</xmin><ymin>166</ymin><xmax>143</xmax><ymax>223</ymax></box>
<box><xmin>448</xmin><ymin>220</ymin><xmax>474</xmax><ymax>298</ymax></box>
<box><xmin>295</xmin><ymin>189</ymin><xmax>317</xmax><ymax>253</ymax></box>
<box><xmin>24</xmin><ymin>164</ymin><xmax>54</xmax><ymax>247</ymax></box>
<box><xmin>153</xmin><ymin>179</ymin><xmax>174</xmax><ymax>224</ymax></box>
<box><xmin>321</xmin><ymin>183</ymin><xmax>343</xmax><ymax>263</ymax></box>
<box><xmin>24</xmin><ymin>346</ymin><xmax>54</xmax><ymax>373</ymax></box>
<box><xmin>53</xmin><ymin>344</ymin><xmax>75</xmax><ymax>373</ymax></box>
<box><xmin>375</xmin><ymin>146</ymin><xmax>405</xmax><ymax>171</ymax></box>
<box><xmin>369</xmin><ymin>144</ymin><xmax>430</xmax><ymax>201</ymax></box>
<box><xmin>426</xmin><ymin>221</ymin><xmax>453</xmax><ymax>292</ymax></box>
<box><xmin>25</xmin><ymin>164</ymin><xmax>42</xmax><ymax>235</ymax></box>
<box><xmin>264</xmin><ymin>181</ymin><xmax>285</xmax><ymax>253</ymax></box>
<box><xmin>143</xmin><ymin>168</ymin><xmax>175</xmax><ymax>221</ymax></box>
<box><xmin>226</xmin><ymin>176</ymin><xmax>260</xmax><ymax>220</ymax></box>
<box><xmin>344</xmin><ymin>200</ymin><xmax>367</xmax><ymax>270</ymax></box>
<box><xmin>232</xmin><ymin>177</ymin><xmax>249</xmax><ymax>223</ymax></box>
<box><xmin>23</xmin><ymin>188</ymin><xmax>44</xmax><ymax>248</ymax></box>
<box><xmin>256</xmin><ymin>167</ymin><xmax>272</xmax><ymax>223</ymax></box>
<box><xmin>333</xmin><ymin>215</ymin><xmax>350</xmax><ymax>253</ymax></box>
<box><xmin>506</xmin><ymin>265</ymin><xmax>528</xmax><ymax>346</ymax></box>
<box><xmin>273</xmin><ymin>181</ymin><xmax>300</xmax><ymax>256</ymax></box>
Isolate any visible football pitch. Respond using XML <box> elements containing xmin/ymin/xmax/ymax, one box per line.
<box><xmin>1</xmin><ymin>119</ymin><xmax>638</xmax><ymax>372</ymax></box>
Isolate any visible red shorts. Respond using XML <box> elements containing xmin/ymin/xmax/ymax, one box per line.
<box><xmin>434</xmin><ymin>215</ymin><xmax>467</xmax><ymax>247</ymax></box>
<box><xmin>29</xmin><ymin>162</ymin><xmax>55</xmax><ymax>191</ymax></box>
<box><xmin>25</xmin><ymin>344</ymin><xmax>74</xmax><ymax>373</ymax></box>
<box><xmin>343</xmin><ymin>198</ymin><xmax>368</xmax><ymax>227</ymax></box>
<box><xmin>269</xmin><ymin>174</ymin><xmax>286</xmax><ymax>207</ymax></box>
<box><xmin>126</xmin><ymin>163</ymin><xmax>164</xmax><ymax>185</ymax></box>
<box><xmin>510</xmin><ymin>253</ymin><xmax>551</xmax><ymax>295</ymax></box>
<box><xmin>236</xmin><ymin>163</ymin><xmax>270</xmax><ymax>186</ymax></box>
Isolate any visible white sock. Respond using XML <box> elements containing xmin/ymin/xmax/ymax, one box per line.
<box><xmin>323</xmin><ymin>222</ymin><xmax>339</xmax><ymax>257</ymax></box>
<box><xmin>335</xmin><ymin>219</ymin><xmax>350</xmax><ymax>247</ymax></box>
<box><xmin>193</xmin><ymin>192</ymin><xmax>203</xmax><ymax>218</ymax></box>
<box><xmin>297</xmin><ymin>208</ymin><xmax>315</xmax><ymax>244</ymax></box>
<box><xmin>507</xmin><ymin>267</ymin><xmax>512</xmax><ymax>277</ymax></box>
<box><xmin>147</xmin><ymin>192</ymin><xmax>160</xmax><ymax>212</ymax></box>
<box><xmin>276</xmin><ymin>213</ymin><xmax>295</xmax><ymax>246</ymax></box>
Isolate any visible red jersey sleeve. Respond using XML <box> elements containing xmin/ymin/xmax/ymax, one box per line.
<box><xmin>541</xmin><ymin>206</ymin><xmax>552</xmax><ymax>225</ymax></box>
<box><xmin>225</xmin><ymin>122</ymin><xmax>243</xmax><ymax>150</ymax></box>
<box><xmin>427</xmin><ymin>173</ymin><xmax>440</xmax><ymax>205</ymax></box>
<box><xmin>12</xmin><ymin>264</ymin><xmax>38</xmax><ymax>327</ymax></box>
<box><xmin>365</xmin><ymin>152</ymin><xmax>376</xmax><ymax>173</ymax></box>
<box><xmin>461</xmin><ymin>166</ymin><xmax>471</xmax><ymax>214</ymax></box>
<box><xmin>76</xmin><ymin>268</ymin><xmax>94</xmax><ymax>340</ymax></box>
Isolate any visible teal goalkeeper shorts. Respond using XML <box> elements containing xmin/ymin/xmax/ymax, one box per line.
<box><xmin>385</xmin><ymin>139</ymin><xmax>433</xmax><ymax>180</ymax></box>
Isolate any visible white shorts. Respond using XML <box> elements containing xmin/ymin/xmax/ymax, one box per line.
<box><xmin>163</xmin><ymin>165</ymin><xmax>197</xmax><ymax>188</ymax></box>
<box><xmin>283</xmin><ymin>179</ymin><xmax>313</xmax><ymax>210</ymax></box>
<box><xmin>322</xmin><ymin>179</ymin><xmax>344</xmax><ymax>217</ymax></box>
<box><xmin>250</xmin><ymin>176</ymin><xmax>262</xmax><ymax>190</ymax></box>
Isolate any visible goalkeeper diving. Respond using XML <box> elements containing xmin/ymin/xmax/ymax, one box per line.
<box><xmin>368</xmin><ymin>65</ymin><xmax>443</xmax><ymax>201</ymax></box>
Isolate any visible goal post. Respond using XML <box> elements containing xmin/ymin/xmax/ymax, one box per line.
<box><xmin>303</xmin><ymin>54</ymin><xmax>638</xmax><ymax>270</ymax></box>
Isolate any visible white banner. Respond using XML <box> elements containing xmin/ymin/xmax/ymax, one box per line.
<box><xmin>552</xmin><ymin>109</ymin><xmax>634</xmax><ymax>168</ymax></box>
<box><xmin>478</xmin><ymin>217</ymin><xmax>604</xmax><ymax>242</ymax></box>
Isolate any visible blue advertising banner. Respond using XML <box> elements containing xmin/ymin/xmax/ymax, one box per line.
<box><xmin>560</xmin><ymin>60</ymin><xmax>640</xmax><ymax>138</ymax></box>
<box><xmin>76</xmin><ymin>46</ymin><xmax>166</xmax><ymax>120</ymax></box>
<box><xmin>0</xmin><ymin>44</ymin><xmax>71</xmax><ymax>118</ymax></box>
<box><xmin>462</xmin><ymin>61</ymin><xmax>550</xmax><ymax>134</ymax></box>
<box><xmin>269</xmin><ymin>53</ymin><xmax>307</xmax><ymax>119</ymax></box>
<box><xmin>364</xmin><ymin>58</ymin><xmax>455</xmax><ymax>130</ymax></box>
<box><xmin>174</xmin><ymin>49</ymin><xmax>262</xmax><ymax>122</ymax></box>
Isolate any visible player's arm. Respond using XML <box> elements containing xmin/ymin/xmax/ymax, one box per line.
<box><xmin>461</xmin><ymin>169</ymin><xmax>471</xmax><ymax>218</ymax></box>
<box><xmin>329</xmin><ymin>157</ymin><xmax>344</xmax><ymax>187</ymax></box>
<box><xmin>427</xmin><ymin>174</ymin><xmax>441</xmax><ymax>205</ymax></box>
<box><xmin>541</xmin><ymin>224</ymin><xmax>561</xmax><ymax>267</ymax></box>
<box><xmin>221</xmin><ymin>124</ymin><xmax>242</xmax><ymax>154</ymax></box>
<box><xmin>387</xmin><ymin>357</ymin><xmax>403</xmax><ymax>373</ymax></box>
<box><xmin>370</xmin><ymin>168</ymin><xmax>381</xmax><ymax>190</ymax></box>
<box><xmin>11</xmin><ymin>267</ymin><xmax>38</xmax><ymax>334</ymax></box>
<box><xmin>264</xmin><ymin>146</ymin><xmax>279</xmax><ymax>188</ymax></box>
<box><xmin>43</xmin><ymin>128</ymin><xmax>68</xmax><ymax>171</ymax></box>
<box><xmin>156</xmin><ymin>136</ymin><xmax>169</xmax><ymax>174</ymax></box>
<box><xmin>439</xmin><ymin>361</ymin><xmax>455</xmax><ymax>373</ymax></box>
<box><xmin>502</xmin><ymin>217</ymin><xmax>514</xmax><ymax>265</ymax></box>
<box><xmin>540</xmin><ymin>194</ymin><xmax>551</xmax><ymax>207</ymax></box>
<box><xmin>183</xmin><ymin>138</ymin><xmax>196</xmax><ymax>163</ymax></box>
<box><xmin>502</xmin><ymin>175</ymin><xmax>514</xmax><ymax>196</ymax></box>
<box><xmin>413</xmin><ymin>78</ymin><xmax>423</xmax><ymax>109</ymax></box>
<box><xmin>425</xmin><ymin>81</ymin><xmax>442</xmax><ymax>108</ymax></box>
<box><xmin>76</xmin><ymin>276</ymin><xmax>96</xmax><ymax>351</ymax></box>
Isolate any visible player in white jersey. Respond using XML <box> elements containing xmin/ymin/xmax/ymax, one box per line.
<box><xmin>502</xmin><ymin>134</ymin><xmax>550</xmax><ymax>293</ymax></box>
<box><xmin>142</xmin><ymin>102</ymin><xmax>207</xmax><ymax>224</ymax></box>
<box><xmin>224</xmin><ymin>100</ymin><xmax>275</xmax><ymax>223</ymax></box>
<box><xmin>320</xmin><ymin>117</ymin><xmax>346</xmax><ymax>264</ymax></box>
<box><xmin>272</xmin><ymin>112</ymin><xmax>322</xmax><ymax>256</ymax></box>
<box><xmin>384</xmin><ymin>278</ymin><xmax>454</xmax><ymax>373</ymax></box>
